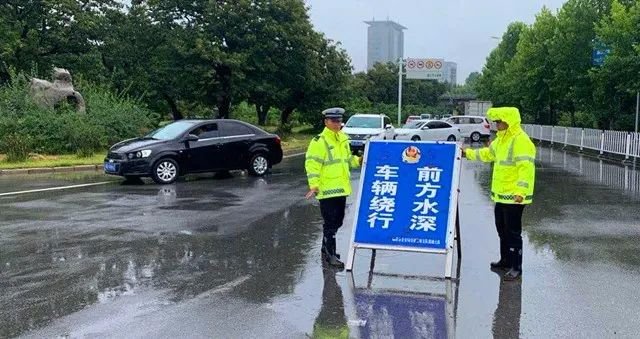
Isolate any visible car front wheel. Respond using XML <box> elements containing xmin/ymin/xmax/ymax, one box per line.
<box><xmin>447</xmin><ymin>135</ymin><xmax>457</xmax><ymax>141</ymax></box>
<box><xmin>411</xmin><ymin>136</ymin><xmax>421</xmax><ymax>141</ymax></box>
<box><xmin>152</xmin><ymin>158</ymin><xmax>179</xmax><ymax>184</ymax></box>
<box><xmin>248</xmin><ymin>153</ymin><xmax>270</xmax><ymax>176</ymax></box>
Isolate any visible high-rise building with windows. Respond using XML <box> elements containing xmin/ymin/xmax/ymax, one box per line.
<box><xmin>365</xmin><ymin>20</ymin><xmax>406</xmax><ymax>70</ymax></box>
<box><xmin>443</xmin><ymin>62</ymin><xmax>458</xmax><ymax>85</ymax></box>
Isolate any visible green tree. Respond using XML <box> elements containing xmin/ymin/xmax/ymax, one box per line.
<box><xmin>549</xmin><ymin>0</ymin><xmax>606</xmax><ymax>127</ymax></box>
<box><xmin>465</xmin><ymin>71</ymin><xmax>481</xmax><ymax>92</ymax></box>
<box><xmin>590</xmin><ymin>0</ymin><xmax>640</xmax><ymax>129</ymax></box>
<box><xmin>0</xmin><ymin>0</ymin><xmax>122</xmax><ymax>82</ymax></box>
<box><xmin>349</xmin><ymin>62</ymin><xmax>447</xmax><ymax>108</ymax></box>
<box><xmin>507</xmin><ymin>8</ymin><xmax>558</xmax><ymax>124</ymax></box>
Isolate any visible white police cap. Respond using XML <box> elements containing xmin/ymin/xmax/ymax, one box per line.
<box><xmin>322</xmin><ymin>107</ymin><xmax>345</xmax><ymax>119</ymax></box>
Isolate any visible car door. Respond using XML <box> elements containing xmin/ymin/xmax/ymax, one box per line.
<box><xmin>185</xmin><ymin>123</ymin><xmax>223</xmax><ymax>172</ymax></box>
<box><xmin>422</xmin><ymin>121</ymin><xmax>441</xmax><ymax>140</ymax></box>
<box><xmin>429</xmin><ymin>121</ymin><xmax>453</xmax><ymax>140</ymax></box>
<box><xmin>439</xmin><ymin>121</ymin><xmax>458</xmax><ymax>139</ymax></box>
<box><xmin>446</xmin><ymin>117</ymin><xmax>459</xmax><ymax>130</ymax></box>
<box><xmin>218</xmin><ymin>121</ymin><xmax>256</xmax><ymax>169</ymax></box>
<box><xmin>455</xmin><ymin>117</ymin><xmax>471</xmax><ymax>137</ymax></box>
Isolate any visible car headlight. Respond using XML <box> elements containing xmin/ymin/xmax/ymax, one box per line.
<box><xmin>128</xmin><ymin>150</ymin><xmax>152</xmax><ymax>159</ymax></box>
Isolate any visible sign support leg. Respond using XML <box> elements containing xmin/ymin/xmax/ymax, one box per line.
<box><xmin>346</xmin><ymin>246</ymin><xmax>357</xmax><ymax>272</ymax></box>
<box><xmin>455</xmin><ymin>203</ymin><xmax>462</xmax><ymax>260</ymax></box>
<box><xmin>445</xmin><ymin>204</ymin><xmax>461</xmax><ymax>279</ymax></box>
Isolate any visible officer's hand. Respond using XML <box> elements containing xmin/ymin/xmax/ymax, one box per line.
<box><xmin>305</xmin><ymin>188</ymin><xmax>319</xmax><ymax>200</ymax></box>
<box><xmin>460</xmin><ymin>147</ymin><xmax>467</xmax><ymax>158</ymax></box>
<box><xmin>359</xmin><ymin>156</ymin><xmax>363</xmax><ymax>166</ymax></box>
<box><xmin>514</xmin><ymin>195</ymin><xmax>524</xmax><ymax>203</ymax></box>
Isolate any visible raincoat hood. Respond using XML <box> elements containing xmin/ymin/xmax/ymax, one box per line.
<box><xmin>487</xmin><ymin>107</ymin><xmax>522</xmax><ymax>134</ymax></box>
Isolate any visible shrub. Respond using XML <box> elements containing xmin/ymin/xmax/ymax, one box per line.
<box><xmin>0</xmin><ymin>133</ymin><xmax>33</xmax><ymax>162</ymax></box>
<box><xmin>0</xmin><ymin>71</ymin><xmax>159</xmax><ymax>155</ymax></box>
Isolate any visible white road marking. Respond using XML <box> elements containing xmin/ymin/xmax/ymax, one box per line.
<box><xmin>0</xmin><ymin>181</ymin><xmax>112</xmax><ymax>197</ymax></box>
<box><xmin>0</xmin><ymin>152</ymin><xmax>305</xmax><ymax>197</ymax></box>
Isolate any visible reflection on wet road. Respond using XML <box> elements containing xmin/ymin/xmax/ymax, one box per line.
<box><xmin>1</xmin><ymin>146</ymin><xmax>640</xmax><ymax>338</ymax></box>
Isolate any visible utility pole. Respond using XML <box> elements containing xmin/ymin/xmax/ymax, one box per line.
<box><xmin>397</xmin><ymin>58</ymin><xmax>404</xmax><ymax>126</ymax></box>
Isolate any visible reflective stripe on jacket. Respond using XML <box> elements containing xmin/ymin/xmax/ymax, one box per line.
<box><xmin>305</xmin><ymin>127</ymin><xmax>360</xmax><ymax>200</ymax></box>
<box><xmin>465</xmin><ymin>107</ymin><xmax>536</xmax><ymax>204</ymax></box>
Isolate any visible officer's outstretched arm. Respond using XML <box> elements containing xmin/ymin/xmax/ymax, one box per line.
<box><xmin>465</xmin><ymin>146</ymin><xmax>495</xmax><ymax>163</ymax></box>
<box><xmin>305</xmin><ymin>138</ymin><xmax>325</xmax><ymax>189</ymax></box>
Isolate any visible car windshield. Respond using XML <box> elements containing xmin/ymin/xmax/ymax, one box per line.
<box><xmin>345</xmin><ymin>116</ymin><xmax>381</xmax><ymax>128</ymax></box>
<box><xmin>146</xmin><ymin>121</ymin><xmax>197</xmax><ymax>140</ymax></box>
<box><xmin>403</xmin><ymin>121</ymin><xmax>426</xmax><ymax>129</ymax></box>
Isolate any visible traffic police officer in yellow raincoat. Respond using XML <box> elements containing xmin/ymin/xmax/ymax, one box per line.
<box><xmin>305</xmin><ymin>108</ymin><xmax>362</xmax><ymax>269</ymax></box>
<box><xmin>464</xmin><ymin>107</ymin><xmax>536</xmax><ymax>281</ymax></box>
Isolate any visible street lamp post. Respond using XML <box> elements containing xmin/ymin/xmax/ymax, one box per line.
<box><xmin>397</xmin><ymin>58</ymin><xmax>404</xmax><ymax>126</ymax></box>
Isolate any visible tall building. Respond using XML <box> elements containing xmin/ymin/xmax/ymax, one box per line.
<box><xmin>365</xmin><ymin>20</ymin><xmax>406</xmax><ymax>70</ymax></box>
<box><xmin>443</xmin><ymin>62</ymin><xmax>457</xmax><ymax>85</ymax></box>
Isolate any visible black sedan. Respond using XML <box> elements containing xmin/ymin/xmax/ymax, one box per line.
<box><xmin>104</xmin><ymin>119</ymin><xmax>283</xmax><ymax>184</ymax></box>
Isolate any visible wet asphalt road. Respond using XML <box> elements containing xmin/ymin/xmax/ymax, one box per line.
<box><xmin>1</xmin><ymin>146</ymin><xmax>640</xmax><ymax>338</ymax></box>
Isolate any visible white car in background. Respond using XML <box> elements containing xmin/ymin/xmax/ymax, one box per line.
<box><xmin>445</xmin><ymin>115</ymin><xmax>492</xmax><ymax>142</ymax></box>
<box><xmin>393</xmin><ymin>120</ymin><xmax>461</xmax><ymax>142</ymax></box>
<box><xmin>342</xmin><ymin>113</ymin><xmax>395</xmax><ymax>154</ymax></box>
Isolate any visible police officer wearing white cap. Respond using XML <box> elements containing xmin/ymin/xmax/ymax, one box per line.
<box><xmin>305</xmin><ymin>108</ymin><xmax>362</xmax><ymax>268</ymax></box>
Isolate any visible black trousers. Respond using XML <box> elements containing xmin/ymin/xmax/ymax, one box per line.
<box><xmin>494</xmin><ymin>203</ymin><xmax>525</xmax><ymax>271</ymax></box>
<box><xmin>319</xmin><ymin>196</ymin><xmax>347</xmax><ymax>256</ymax></box>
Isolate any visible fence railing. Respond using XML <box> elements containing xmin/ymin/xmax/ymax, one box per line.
<box><xmin>523</xmin><ymin>124</ymin><xmax>640</xmax><ymax>160</ymax></box>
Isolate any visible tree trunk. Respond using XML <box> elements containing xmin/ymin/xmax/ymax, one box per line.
<box><xmin>280</xmin><ymin>107</ymin><xmax>295</xmax><ymax>133</ymax></box>
<box><xmin>281</xmin><ymin>107</ymin><xmax>294</xmax><ymax>126</ymax></box>
<box><xmin>215</xmin><ymin>64</ymin><xmax>232</xmax><ymax>119</ymax></box>
<box><xmin>163</xmin><ymin>94</ymin><xmax>183</xmax><ymax>121</ymax></box>
<box><xmin>256</xmin><ymin>105</ymin><xmax>270</xmax><ymax>126</ymax></box>
<box><xmin>279</xmin><ymin>90</ymin><xmax>304</xmax><ymax>129</ymax></box>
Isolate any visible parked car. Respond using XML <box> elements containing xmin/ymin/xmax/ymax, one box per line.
<box><xmin>404</xmin><ymin>115</ymin><xmax>421</xmax><ymax>126</ymax></box>
<box><xmin>393</xmin><ymin>120</ymin><xmax>461</xmax><ymax>142</ymax></box>
<box><xmin>445</xmin><ymin>115</ymin><xmax>491</xmax><ymax>142</ymax></box>
<box><xmin>104</xmin><ymin>119</ymin><xmax>283</xmax><ymax>184</ymax></box>
<box><xmin>342</xmin><ymin>114</ymin><xmax>394</xmax><ymax>154</ymax></box>
<box><xmin>419</xmin><ymin>113</ymin><xmax>433</xmax><ymax>120</ymax></box>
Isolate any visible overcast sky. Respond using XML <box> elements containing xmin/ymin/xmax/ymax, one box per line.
<box><xmin>305</xmin><ymin>0</ymin><xmax>567</xmax><ymax>84</ymax></box>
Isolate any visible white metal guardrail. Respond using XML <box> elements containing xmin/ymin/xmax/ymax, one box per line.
<box><xmin>523</xmin><ymin>124</ymin><xmax>640</xmax><ymax>160</ymax></box>
<box><xmin>537</xmin><ymin>147</ymin><xmax>640</xmax><ymax>197</ymax></box>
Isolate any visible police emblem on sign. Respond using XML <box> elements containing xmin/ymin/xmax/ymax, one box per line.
<box><xmin>402</xmin><ymin>146</ymin><xmax>421</xmax><ymax>164</ymax></box>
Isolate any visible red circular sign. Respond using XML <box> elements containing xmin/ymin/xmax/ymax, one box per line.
<box><xmin>434</xmin><ymin>61</ymin><xmax>443</xmax><ymax>69</ymax></box>
<box><xmin>417</xmin><ymin>60</ymin><xmax>425</xmax><ymax>68</ymax></box>
<box><xmin>425</xmin><ymin>60</ymin><xmax>434</xmax><ymax>69</ymax></box>
<box><xmin>408</xmin><ymin>60</ymin><xmax>416</xmax><ymax>69</ymax></box>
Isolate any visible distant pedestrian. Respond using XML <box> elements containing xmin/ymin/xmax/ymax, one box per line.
<box><xmin>305</xmin><ymin>108</ymin><xmax>362</xmax><ymax>269</ymax></box>
<box><xmin>463</xmin><ymin>107</ymin><xmax>536</xmax><ymax>281</ymax></box>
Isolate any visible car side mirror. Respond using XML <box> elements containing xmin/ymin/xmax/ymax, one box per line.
<box><xmin>185</xmin><ymin>134</ymin><xmax>199</xmax><ymax>142</ymax></box>
<box><xmin>385</xmin><ymin>124</ymin><xmax>393</xmax><ymax>130</ymax></box>
<box><xmin>421</xmin><ymin>126</ymin><xmax>429</xmax><ymax>130</ymax></box>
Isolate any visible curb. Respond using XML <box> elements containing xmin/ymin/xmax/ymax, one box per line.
<box><xmin>0</xmin><ymin>149</ymin><xmax>307</xmax><ymax>176</ymax></box>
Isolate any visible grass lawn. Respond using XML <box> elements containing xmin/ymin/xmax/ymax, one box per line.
<box><xmin>0</xmin><ymin>126</ymin><xmax>317</xmax><ymax>170</ymax></box>
<box><xmin>0</xmin><ymin>153</ymin><xmax>107</xmax><ymax>170</ymax></box>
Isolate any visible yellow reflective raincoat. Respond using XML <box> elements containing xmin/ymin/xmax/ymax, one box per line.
<box><xmin>305</xmin><ymin>127</ymin><xmax>361</xmax><ymax>200</ymax></box>
<box><xmin>465</xmin><ymin>107</ymin><xmax>536</xmax><ymax>204</ymax></box>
